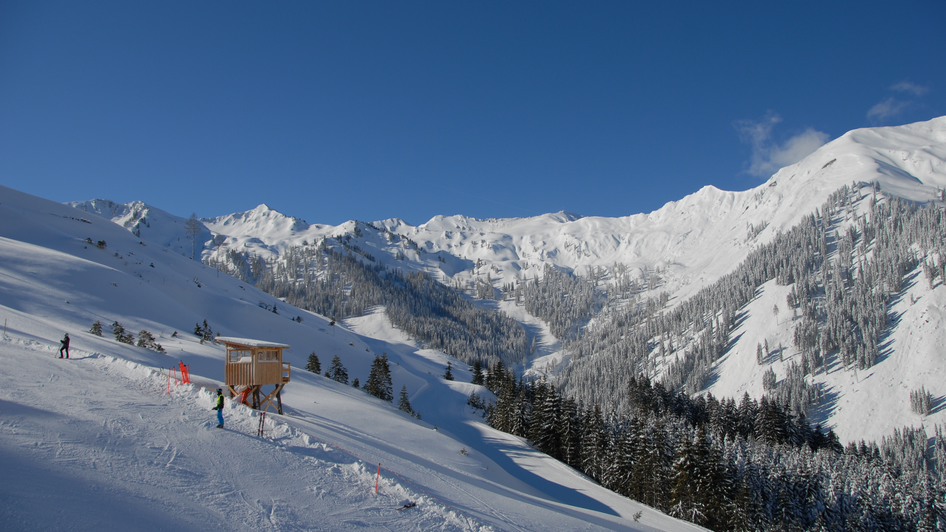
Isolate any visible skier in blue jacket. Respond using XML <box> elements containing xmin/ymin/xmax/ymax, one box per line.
<box><xmin>212</xmin><ymin>389</ymin><xmax>225</xmax><ymax>428</ymax></box>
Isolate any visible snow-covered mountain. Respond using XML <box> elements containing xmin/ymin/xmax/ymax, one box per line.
<box><xmin>73</xmin><ymin>118</ymin><xmax>946</xmax><ymax>298</ymax></box>
<box><xmin>67</xmin><ymin>116</ymin><xmax>946</xmax><ymax>446</ymax></box>
<box><xmin>0</xmin><ymin>184</ymin><xmax>704</xmax><ymax>531</ymax></box>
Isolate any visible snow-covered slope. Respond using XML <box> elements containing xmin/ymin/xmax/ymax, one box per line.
<box><xmin>0</xmin><ymin>185</ymin><xmax>704</xmax><ymax>531</ymax></box>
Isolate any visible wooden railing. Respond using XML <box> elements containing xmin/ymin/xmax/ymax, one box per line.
<box><xmin>225</xmin><ymin>362</ymin><xmax>288</xmax><ymax>386</ymax></box>
<box><xmin>225</xmin><ymin>363</ymin><xmax>254</xmax><ymax>386</ymax></box>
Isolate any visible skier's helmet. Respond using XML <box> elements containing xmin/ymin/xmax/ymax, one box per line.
<box><xmin>217</xmin><ymin>388</ymin><xmax>222</xmax><ymax>394</ymax></box>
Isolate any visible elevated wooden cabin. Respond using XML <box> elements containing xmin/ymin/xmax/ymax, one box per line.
<box><xmin>217</xmin><ymin>336</ymin><xmax>291</xmax><ymax>414</ymax></box>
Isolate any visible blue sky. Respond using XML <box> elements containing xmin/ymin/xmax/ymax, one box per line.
<box><xmin>2</xmin><ymin>1</ymin><xmax>944</xmax><ymax>226</ymax></box>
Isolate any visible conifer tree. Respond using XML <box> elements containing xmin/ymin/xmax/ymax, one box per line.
<box><xmin>137</xmin><ymin>330</ymin><xmax>157</xmax><ymax>350</ymax></box>
<box><xmin>470</xmin><ymin>360</ymin><xmax>484</xmax><ymax>385</ymax></box>
<box><xmin>112</xmin><ymin>321</ymin><xmax>134</xmax><ymax>344</ymax></box>
<box><xmin>89</xmin><ymin>320</ymin><xmax>103</xmax><ymax>336</ymax></box>
<box><xmin>365</xmin><ymin>353</ymin><xmax>393</xmax><ymax>401</ymax></box>
<box><xmin>529</xmin><ymin>379</ymin><xmax>562</xmax><ymax>460</ymax></box>
<box><xmin>398</xmin><ymin>385</ymin><xmax>413</xmax><ymax>414</ymax></box>
<box><xmin>444</xmin><ymin>361</ymin><xmax>454</xmax><ymax>381</ymax></box>
<box><xmin>113</xmin><ymin>321</ymin><xmax>126</xmax><ymax>341</ymax></box>
<box><xmin>558</xmin><ymin>397</ymin><xmax>583</xmax><ymax>469</ymax></box>
<box><xmin>306</xmin><ymin>352</ymin><xmax>321</xmax><ymax>374</ymax></box>
<box><xmin>200</xmin><ymin>320</ymin><xmax>213</xmax><ymax>342</ymax></box>
<box><xmin>581</xmin><ymin>404</ymin><xmax>607</xmax><ymax>481</ymax></box>
<box><xmin>328</xmin><ymin>355</ymin><xmax>348</xmax><ymax>385</ymax></box>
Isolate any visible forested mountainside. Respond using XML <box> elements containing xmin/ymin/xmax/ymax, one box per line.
<box><xmin>219</xmin><ymin>240</ymin><xmax>530</xmax><ymax>368</ymax></box>
<box><xmin>476</xmin><ymin>362</ymin><xmax>945</xmax><ymax>531</ymax></box>
<box><xmin>558</xmin><ymin>182</ymin><xmax>946</xmax><ymax>416</ymax></box>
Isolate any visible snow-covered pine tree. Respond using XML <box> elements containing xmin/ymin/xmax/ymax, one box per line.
<box><xmin>910</xmin><ymin>386</ymin><xmax>933</xmax><ymax>415</ymax></box>
<box><xmin>762</xmin><ymin>367</ymin><xmax>777</xmax><ymax>391</ymax></box>
<box><xmin>529</xmin><ymin>379</ymin><xmax>562</xmax><ymax>460</ymax></box>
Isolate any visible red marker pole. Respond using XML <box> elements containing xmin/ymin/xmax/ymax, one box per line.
<box><xmin>375</xmin><ymin>463</ymin><xmax>381</xmax><ymax>494</ymax></box>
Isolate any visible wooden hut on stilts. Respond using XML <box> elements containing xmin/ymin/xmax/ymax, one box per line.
<box><xmin>217</xmin><ymin>337</ymin><xmax>291</xmax><ymax>414</ymax></box>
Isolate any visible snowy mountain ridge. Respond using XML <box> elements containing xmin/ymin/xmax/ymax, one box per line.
<box><xmin>71</xmin><ymin>117</ymin><xmax>946</xmax><ymax>308</ymax></box>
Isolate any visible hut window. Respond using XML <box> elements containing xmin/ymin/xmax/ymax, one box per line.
<box><xmin>229</xmin><ymin>349</ymin><xmax>252</xmax><ymax>362</ymax></box>
<box><xmin>260</xmin><ymin>349</ymin><xmax>279</xmax><ymax>362</ymax></box>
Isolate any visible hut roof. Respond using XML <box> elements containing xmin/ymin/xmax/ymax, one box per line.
<box><xmin>216</xmin><ymin>336</ymin><xmax>291</xmax><ymax>349</ymax></box>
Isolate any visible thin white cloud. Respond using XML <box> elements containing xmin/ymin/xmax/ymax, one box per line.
<box><xmin>866</xmin><ymin>80</ymin><xmax>931</xmax><ymax>122</ymax></box>
<box><xmin>890</xmin><ymin>81</ymin><xmax>929</xmax><ymax>97</ymax></box>
<box><xmin>736</xmin><ymin>113</ymin><xmax>830</xmax><ymax>178</ymax></box>
<box><xmin>867</xmin><ymin>97</ymin><xmax>908</xmax><ymax>121</ymax></box>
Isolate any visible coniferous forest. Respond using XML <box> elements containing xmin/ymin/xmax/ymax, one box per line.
<box><xmin>477</xmin><ymin>366</ymin><xmax>945</xmax><ymax>531</ymax></box>
<box><xmin>559</xmin><ymin>183</ymin><xmax>945</xmax><ymax>420</ymax></box>
<box><xmin>208</xmin><ymin>182</ymin><xmax>946</xmax><ymax>530</ymax></box>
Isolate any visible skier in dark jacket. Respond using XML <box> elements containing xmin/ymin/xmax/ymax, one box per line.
<box><xmin>59</xmin><ymin>333</ymin><xmax>70</xmax><ymax>358</ymax></box>
<box><xmin>212</xmin><ymin>389</ymin><xmax>225</xmax><ymax>428</ymax></box>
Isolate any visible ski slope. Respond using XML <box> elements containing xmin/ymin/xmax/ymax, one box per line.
<box><xmin>0</xmin><ymin>184</ymin><xmax>704</xmax><ymax>531</ymax></box>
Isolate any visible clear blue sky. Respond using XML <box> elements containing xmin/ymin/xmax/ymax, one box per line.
<box><xmin>2</xmin><ymin>1</ymin><xmax>944</xmax><ymax>226</ymax></box>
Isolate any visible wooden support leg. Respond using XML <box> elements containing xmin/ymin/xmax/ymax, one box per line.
<box><xmin>258</xmin><ymin>384</ymin><xmax>286</xmax><ymax>414</ymax></box>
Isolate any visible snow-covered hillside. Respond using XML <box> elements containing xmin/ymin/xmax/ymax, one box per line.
<box><xmin>0</xmin><ymin>185</ymin><xmax>704</xmax><ymax>531</ymax></box>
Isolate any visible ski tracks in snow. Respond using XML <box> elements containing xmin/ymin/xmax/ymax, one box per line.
<box><xmin>0</xmin><ymin>337</ymin><xmax>491</xmax><ymax>531</ymax></box>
